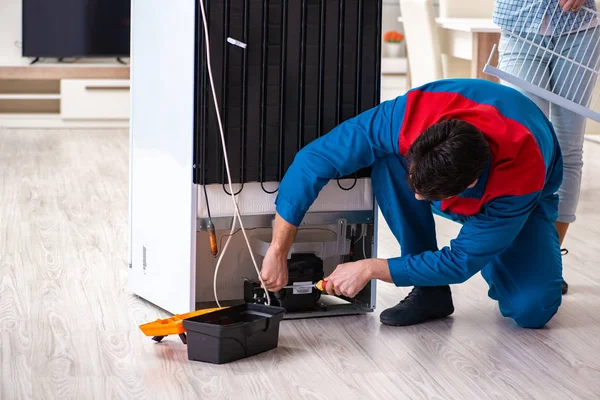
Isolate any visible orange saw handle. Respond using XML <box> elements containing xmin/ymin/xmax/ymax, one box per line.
<box><xmin>139</xmin><ymin>307</ymin><xmax>225</xmax><ymax>337</ymax></box>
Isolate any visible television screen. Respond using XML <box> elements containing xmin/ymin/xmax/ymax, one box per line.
<box><xmin>22</xmin><ymin>0</ymin><xmax>131</xmax><ymax>58</ymax></box>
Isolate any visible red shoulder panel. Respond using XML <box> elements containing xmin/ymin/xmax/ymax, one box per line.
<box><xmin>399</xmin><ymin>90</ymin><xmax>546</xmax><ymax>216</ymax></box>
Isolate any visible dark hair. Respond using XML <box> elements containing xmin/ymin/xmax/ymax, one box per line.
<box><xmin>407</xmin><ymin>119</ymin><xmax>490</xmax><ymax>201</ymax></box>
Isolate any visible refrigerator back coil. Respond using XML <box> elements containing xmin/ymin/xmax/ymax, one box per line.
<box><xmin>194</xmin><ymin>0</ymin><xmax>383</xmax><ymax>191</ymax></box>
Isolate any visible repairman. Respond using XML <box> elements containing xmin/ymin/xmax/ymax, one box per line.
<box><xmin>261</xmin><ymin>78</ymin><xmax>564</xmax><ymax>329</ymax></box>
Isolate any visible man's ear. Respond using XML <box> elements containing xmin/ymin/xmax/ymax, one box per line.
<box><xmin>468</xmin><ymin>179</ymin><xmax>478</xmax><ymax>189</ymax></box>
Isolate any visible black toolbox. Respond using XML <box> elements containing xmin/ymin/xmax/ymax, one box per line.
<box><xmin>182</xmin><ymin>303</ymin><xmax>286</xmax><ymax>364</ymax></box>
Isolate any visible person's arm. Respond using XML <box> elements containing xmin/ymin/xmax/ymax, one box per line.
<box><xmin>261</xmin><ymin>96</ymin><xmax>406</xmax><ymax>292</ymax></box>
<box><xmin>268</xmin><ymin>213</ymin><xmax>298</xmax><ymax>255</ymax></box>
<box><xmin>369</xmin><ymin>259</ymin><xmax>394</xmax><ymax>283</ymax></box>
<box><xmin>318</xmin><ymin>192</ymin><xmax>542</xmax><ymax>297</ymax></box>
<box><xmin>387</xmin><ymin>191</ymin><xmax>542</xmax><ymax>287</ymax></box>
<box><xmin>274</xmin><ymin>96</ymin><xmax>405</xmax><ymax>227</ymax></box>
<box><xmin>260</xmin><ymin>213</ymin><xmax>298</xmax><ymax>291</ymax></box>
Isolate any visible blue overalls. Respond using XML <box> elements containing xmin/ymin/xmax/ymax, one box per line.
<box><xmin>275</xmin><ymin>79</ymin><xmax>564</xmax><ymax>328</ymax></box>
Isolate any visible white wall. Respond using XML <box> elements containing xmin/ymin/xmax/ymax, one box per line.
<box><xmin>382</xmin><ymin>0</ymin><xmax>441</xmax><ymax>58</ymax></box>
<box><xmin>438</xmin><ymin>0</ymin><xmax>494</xmax><ymax>18</ymax></box>
<box><xmin>382</xmin><ymin>1</ymin><xmax>405</xmax><ymax>37</ymax></box>
<box><xmin>0</xmin><ymin>0</ymin><xmax>29</xmax><ymax>66</ymax></box>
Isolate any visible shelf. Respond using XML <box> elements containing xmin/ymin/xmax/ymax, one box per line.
<box><xmin>0</xmin><ymin>65</ymin><xmax>130</xmax><ymax>80</ymax></box>
<box><xmin>397</xmin><ymin>16</ymin><xmax>500</xmax><ymax>33</ymax></box>
<box><xmin>0</xmin><ymin>94</ymin><xmax>61</xmax><ymax>100</ymax></box>
<box><xmin>0</xmin><ymin>98</ymin><xmax>60</xmax><ymax>115</ymax></box>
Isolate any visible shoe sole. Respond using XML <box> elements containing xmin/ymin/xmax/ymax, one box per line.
<box><xmin>380</xmin><ymin>310</ymin><xmax>454</xmax><ymax>327</ymax></box>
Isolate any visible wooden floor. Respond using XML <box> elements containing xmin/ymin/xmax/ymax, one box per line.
<box><xmin>1</xmin><ymin>127</ymin><xmax>600</xmax><ymax>400</ymax></box>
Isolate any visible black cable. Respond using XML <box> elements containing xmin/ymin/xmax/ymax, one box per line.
<box><xmin>199</xmin><ymin>0</ymin><xmax>208</xmax><ymax>187</ymax></box>
<box><xmin>298</xmin><ymin>0</ymin><xmax>307</xmax><ymax>151</ymax></box>
<box><xmin>218</xmin><ymin>1</ymin><xmax>244</xmax><ymax>198</ymax></box>
<box><xmin>240</xmin><ymin>0</ymin><xmax>249</xmax><ymax>189</ymax></box>
<box><xmin>200</xmin><ymin>0</ymin><xmax>213</xmax><ymax>222</ymax></box>
<box><xmin>223</xmin><ymin>182</ymin><xmax>244</xmax><ymax>196</ymax></box>
<box><xmin>355</xmin><ymin>0</ymin><xmax>363</xmax><ymax>115</ymax></box>
<box><xmin>336</xmin><ymin>0</ymin><xmax>345</xmax><ymax>126</ymax></box>
<box><xmin>351</xmin><ymin>0</ymin><xmax>363</xmax><ymax>187</ymax></box>
<box><xmin>337</xmin><ymin>178</ymin><xmax>357</xmax><ymax>191</ymax></box>
<box><xmin>375</xmin><ymin>0</ymin><xmax>383</xmax><ymax>104</ymax></box>
<box><xmin>258</xmin><ymin>0</ymin><xmax>277</xmax><ymax>196</ymax></box>
<box><xmin>317</xmin><ymin>0</ymin><xmax>325</xmax><ymax>138</ymax></box>
<box><xmin>220</xmin><ymin>0</ymin><xmax>231</xmax><ymax>189</ymax></box>
<box><xmin>260</xmin><ymin>181</ymin><xmax>279</xmax><ymax>194</ymax></box>
<box><xmin>203</xmin><ymin>184</ymin><xmax>212</xmax><ymax>220</ymax></box>
<box><xmin>278</xmin><ymin>0</ymin><xmax>288</xmax><ymax>181</ymax></box>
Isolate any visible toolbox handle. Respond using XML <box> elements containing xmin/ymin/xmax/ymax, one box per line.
<box><xmin>243</xmin><ymin>317</ymin><xmax>269</xmax><ymax>336</ymax></box>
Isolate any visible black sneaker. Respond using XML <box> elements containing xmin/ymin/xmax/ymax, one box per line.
<box><xmin>380</xmin><ymin>285</ymin><xmax>454</xmax><ymax>326</ymax></box>
<box><xmin>561</xmin><ymin>248</ymin><xmax>568</xmax><ymax>295</ymax></box>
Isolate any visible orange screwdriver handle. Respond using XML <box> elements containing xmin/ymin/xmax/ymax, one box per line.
<box><xmin>208</xmin><ymin>226</ymin><xmax>218</xmax><ymax>256</ymax></box>
<box><xmin>315</xmin><ymin>280</ymin><xmax>329</xmax><ymax>291</ymax></box>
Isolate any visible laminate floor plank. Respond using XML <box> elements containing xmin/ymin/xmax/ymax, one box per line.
<box><xmin>1</xmin><ymin>127</ymin><xmax>600</xmax><ymax>400</ymax></box>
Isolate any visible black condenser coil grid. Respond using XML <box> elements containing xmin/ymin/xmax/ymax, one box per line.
<box><xmin>194</xmin><ymin>0</ymin><xmax>383</xmax><ymax>187</ymax></box>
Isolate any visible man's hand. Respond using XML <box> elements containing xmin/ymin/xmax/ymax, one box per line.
<box><xmin>325</xmin><ymin>259</ymin><xmax>391</xmax><ymax>298</ymax></box>
<box><xmin>260</xmin><ymin>213</ymin><xmax>297</xmax><ymax>292</ymax></box>
<box><xmin>260</xmin><ymin>247</ymin><xmax>289</xmax><ymax>292</ymax></box>
<box><xmin>560</xmin><ymin>0</ymin><xmax>586</xmax><ymax>12</ymax></box>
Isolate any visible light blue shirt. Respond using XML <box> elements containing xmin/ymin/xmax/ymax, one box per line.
<box><xmin>493</xmin><ymin>0</ymin><xmax>597</xmax><ymax>36</ymax></box>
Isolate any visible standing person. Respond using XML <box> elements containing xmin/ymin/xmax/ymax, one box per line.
<box><xmin>493</xmin><ymin>0</ymin><xmax>600</xmax><ymax>294</ymax></box>
<box><xmin>260</xmin><ymin>78</ymin><xmax>565</xmax><ymax>329</ymax></box>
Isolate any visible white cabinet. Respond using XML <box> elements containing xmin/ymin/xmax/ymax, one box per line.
<box><xmin>61</xmin><ymin>79</ymin><xmax>130</xmax><ymax>120</ymax></box>
<box><xmin>0</xmin><ymin>66</ymin><xmax>131</xmax><ymax>128</ymax></box>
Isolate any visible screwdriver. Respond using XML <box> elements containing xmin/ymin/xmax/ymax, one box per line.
<box><xmin>207</xmin><ymin>219</ymin><xmax>218</xmax><ymax>257</ymax></box>
<box><xmin>281</xmin><ymin>280</ymin><xmax>329</xmax><ymax>291</ymax></box>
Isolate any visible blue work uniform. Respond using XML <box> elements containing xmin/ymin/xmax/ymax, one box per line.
<box><xmin>275</xmin><ymin>78</ymin><xmax>564</xmax><ymax>328</ymax></box>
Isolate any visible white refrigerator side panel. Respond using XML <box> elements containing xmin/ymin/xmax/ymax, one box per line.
<box><xmin>129</xmin><ymin>0</ymin><xmax>197</xmax><ymax>314</ymax></box>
